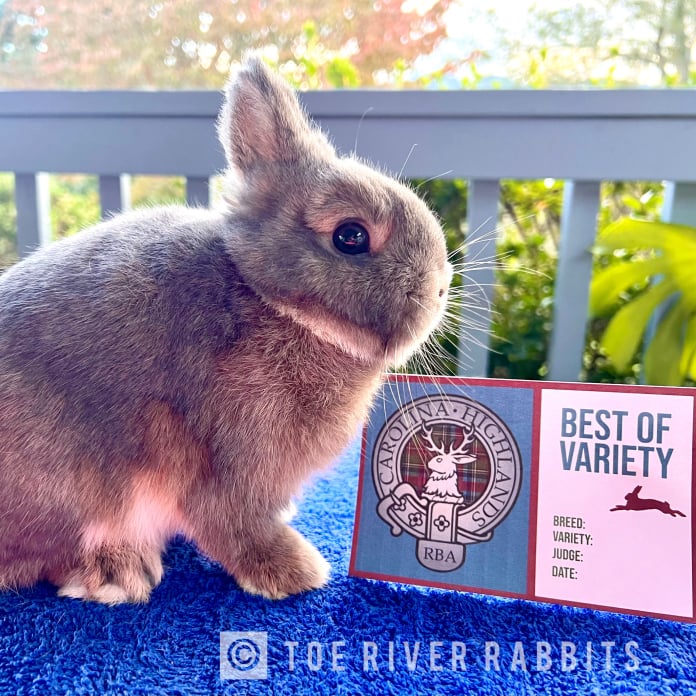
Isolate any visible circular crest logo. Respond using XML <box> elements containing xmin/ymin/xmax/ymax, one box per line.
<box><xmin>372</xmin><ymin>393</ymin><xmax>522</xmax><ymax>571</ymax></box>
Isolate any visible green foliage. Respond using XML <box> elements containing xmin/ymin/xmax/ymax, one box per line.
<box><xmin>596</xmin><ymin>277</ymin><xmax>678</xmax><ymax>371</ymax></box>
<box><xmin>130</xmin><ymin>176</ymin><xmax>186</xmax><ymax>207</ymax></box>
<box><xmin>411</xmin><ymin>178</ymin><xmax>560</xmax><ymax>380</ymax></box>
<box><xmin>408</xmin><ymin>178</ymin><xmax>468</xmax><ymax>375</ymax></box>
<box><xmin>488</xmin><ymin>233</ymin><xmax>556</xmax><ymax>380</ymax></box>
<box><xmin>0</xmin><ymin>173</ymin><xmax>18</xmax><ymax>271</ymax></box>
<box><xmin>49</xmin><ymin>175</ymin><xmax>100</xmax><ymax>240</ymax></box>
<box><xmin>487</xmin><ymin>179</ymin><xmax>562</xmax><ymax>379</ymax></box>
<box><xmin>412</xmin><ymin>178</ymin><xmax>468</xmax><ymax>257</ymax></box>
<box><xmin>409</xmin><ymin>177</ymin><xmax>669</xmax><ymax>383</ymax></box>
<box><xmin>509</xmin><ymin>0</ymin><xmax>696</xmax><ymax>87</ymax></box>
<box><xmin>582</xmin><ymin>181</ymin><xmax>664</xmax><ymax>384</ymax></box>
<box><xmin>258</xmin><ymin>23</ymin><xmax>363</xmax><ymax>89</ymax></box>
<box><xmin>589</xmin><ymin>218</ymin><xmax>696</xmax><ymax>385</ymax></box>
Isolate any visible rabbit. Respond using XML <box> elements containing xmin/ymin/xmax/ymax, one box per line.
<box><xmin>610</xmin><ymin>485</ymin><xmax>685</xmax><ymax>517</ymax></box>
<box><xmin>0</xmin><ymin>55</ymin><xmax>451</xmax><ymax>603</ymax></box>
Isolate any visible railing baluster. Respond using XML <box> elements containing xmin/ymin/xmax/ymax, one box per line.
<box><xmin>459</xmin><ymin>179</ymin><xmax>500</xmax><ymax>377</ymax></box>
<box><xmin>662</xmin><ymin>182</ymin><xmax>696</xmax><ymax>226</ymax></box>
<box><xmin>15</xmin><ymin>172</ymin><xmax>51</xmax><ymax>257</ymax></box>
<box><xmin>186</xmin><ymin>176</ymin><xmax>210</xmax><ymax>207</ymax></box>
<box><xmin>98</xmin><ymin>175</ymin><xmax>123</xmax><ymax>219</ymax></box>
<box><xmin>548</xmin><ymin>180</ymin><xmax>601</xmax><ymax>381</ymax></box>
<box><xmin>642</xmin><ymin>181</ymin><xmax>696</xmax><ymax>363</ymax></box>
<box><xmin>119</xmin><ymin>174</ymin><xmax>132</xmax><ymax>212</ymax></box>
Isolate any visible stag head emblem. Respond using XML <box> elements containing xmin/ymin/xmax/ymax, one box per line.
<box><xmin>420</xmin><ymin>423</ymin><xmax>477</xmax><ymax>504</ymax></box>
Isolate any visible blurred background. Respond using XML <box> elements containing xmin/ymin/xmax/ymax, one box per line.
<box><xmin>3</xmin><ymin>0</ymin><xmax>693</xmax><ymax>89</ymax></box>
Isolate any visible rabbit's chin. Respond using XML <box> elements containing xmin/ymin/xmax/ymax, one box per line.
<box><xmin>271</xmin><ymin>300</ymin><xmax>386</xmax><ymax>365</ymax></box>
<box><xmin>271</xmin><ymin>298</ymin><xmax>437</xmax><ymax>371</ymax></box>
<box><xmin>384</xmin><ymin>341</ymin><xmax>420</xmax><ymax>370</ymax></box>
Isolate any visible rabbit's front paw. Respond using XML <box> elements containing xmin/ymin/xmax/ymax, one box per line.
<box><xmin>234</xmin><ymin>526</ymin><xmax>330</xmax><ymax>600</ymax></box>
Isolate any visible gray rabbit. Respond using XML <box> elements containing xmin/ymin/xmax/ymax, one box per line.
<box><xmin>0</xmin><ymin>56</ymin><xmax>451</xmax><ymax>603</ymax></box>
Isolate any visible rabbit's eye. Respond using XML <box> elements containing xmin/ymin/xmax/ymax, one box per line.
<box><xmin>333</xmin><ymin>221</ymin><xmax>370</xmax><ymax>255</ymax></box>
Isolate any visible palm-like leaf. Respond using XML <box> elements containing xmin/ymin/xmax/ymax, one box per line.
<box><xmin>590</xmin><ymin>218</ymin><xmax>696</xmax><ymax>385</ymax></box>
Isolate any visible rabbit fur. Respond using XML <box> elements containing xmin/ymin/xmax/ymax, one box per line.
<box><xmin>0</xmin><ymin>56</ymin><xmax>451</xmax><ymax>603</ymax></box>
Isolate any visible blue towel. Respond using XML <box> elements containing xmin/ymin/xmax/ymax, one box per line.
<box><xmin>1</xmin><ymin>438</ymin><xmax>694</xmax><ymax>695</ymax></box>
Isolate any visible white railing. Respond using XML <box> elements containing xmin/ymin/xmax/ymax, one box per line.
<box><xmin>2</xmin><ymin>88</ymin><xmax>696</xmax><ymax>380</ymax></box>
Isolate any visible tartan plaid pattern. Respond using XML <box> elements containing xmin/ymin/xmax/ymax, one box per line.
<box><xmin>400</xmin><ymin>422</ymin><xmax>491</xmax><ymax>505</ymax></box>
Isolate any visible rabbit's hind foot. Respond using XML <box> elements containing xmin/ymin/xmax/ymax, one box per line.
<box><xmin>55</xmin><ymin>543</ymin><xmax>164</xmax><ymax>605</ymax></box>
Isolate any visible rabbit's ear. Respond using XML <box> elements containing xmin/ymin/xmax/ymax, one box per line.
<box><xmin>632</xmin><ymin>485</ymin><xmax>642</xmax><ymax>494</ymax></box>
<box><xmin>218</xmin><ymin>54</ymin><xmax>333</xmax><ymax>175</ymax></box>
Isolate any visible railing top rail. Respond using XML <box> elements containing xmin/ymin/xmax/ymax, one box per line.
<box><xmin>3</xmin><ymin>89</ymin><xmax>696</xmax><ymax>180</ymax></box>
<box><xmin>2</xmin><ymin>88</ymin><xmax>696</xmax><ymax>119</ymax></box>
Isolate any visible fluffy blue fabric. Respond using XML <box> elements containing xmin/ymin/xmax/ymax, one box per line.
<box><xmin>1</xmin><ymin>438</ymin><xmax>694</xmax><ymax>695</ymax></box>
